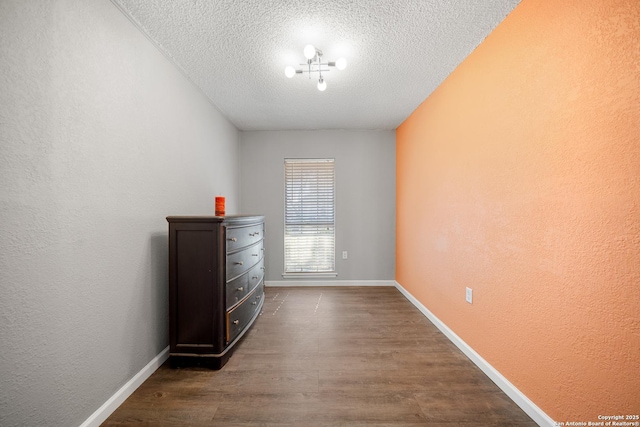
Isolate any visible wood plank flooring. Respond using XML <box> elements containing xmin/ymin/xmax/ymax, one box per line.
<box><xmin>102</xmin><ymin>286</ymin><xmax>537</xmax><ymax>426</ymax></box>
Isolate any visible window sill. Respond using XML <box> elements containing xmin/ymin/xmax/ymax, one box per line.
<box><xmin>282</xmin><ymin>272</ymin><xmax>338</xmax><ymax>279</ymax></box>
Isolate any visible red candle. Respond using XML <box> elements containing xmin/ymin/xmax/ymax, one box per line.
<box><xmin>215</xmin><ymin>196</ymin><xmax>225</xmax><ymax>216</ymax></box>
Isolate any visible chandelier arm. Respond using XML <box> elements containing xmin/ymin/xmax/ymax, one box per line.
<box><xmin>296</xmin><ymin>68</ymin><xmax>331</xmax><ymax>74</ymax></box>
<box><xmin>299</xmin><ymin>62</ymin><xmax>331</xmax><ymax>67</ymax></box>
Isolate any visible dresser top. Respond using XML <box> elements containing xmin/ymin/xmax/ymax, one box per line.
<box><xmin>166</xmin><ymin>215</ymin><xmax>264</xmax><ymax>225</ymax></box>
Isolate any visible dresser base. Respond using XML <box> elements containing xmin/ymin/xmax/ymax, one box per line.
<box><xmin>169</xmin><ymin>294</ymin><xmax>264</xmax><ymax>370</ymax></box>
<box><xmin>169</xmin><ymin>353</ymin><xmax>231</xmax><ymax>370</ymax></box>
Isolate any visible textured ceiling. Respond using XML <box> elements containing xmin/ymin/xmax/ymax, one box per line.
<box><xmin>112</xmin><ymin>0</ymin><xmax>520</xmax><ymax>130</ymax></box>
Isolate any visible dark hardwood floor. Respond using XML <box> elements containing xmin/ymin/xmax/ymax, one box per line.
<box><xmin>102</xmin><ymin>286</ymin><xmax>537</xmax><ymax>426</ymax></box>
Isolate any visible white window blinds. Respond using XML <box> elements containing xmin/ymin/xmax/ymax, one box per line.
<box><xmin>284</xmin><ymin>158</ymin><xmax>335</xmax><ymax>274</ymax></box>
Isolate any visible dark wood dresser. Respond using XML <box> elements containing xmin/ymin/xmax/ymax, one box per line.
<box><xmin>166</xmin><ymin>215</ymin><xmax>265</xmax><ymax>369</ymax></box>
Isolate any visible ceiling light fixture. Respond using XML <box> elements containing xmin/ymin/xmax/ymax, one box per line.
<box><xmin>284</xmin><ymin>44</ymin><xmax>347</xmax><ymax>91</ymax></box>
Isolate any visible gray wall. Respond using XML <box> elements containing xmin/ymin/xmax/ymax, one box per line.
<box><xmin>0</xmin><ymin>1</ymin><xmax>239</xmax><ymax>426</ymax></box>
<box><xmin>240</xmin><ymin>130</ymin><xmax>395</xmax><ymax>282</ymax></box>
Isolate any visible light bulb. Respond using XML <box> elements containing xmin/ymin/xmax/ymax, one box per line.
<box><xmin>303</xmin><ymin>44</ymin><xmax>316</xmax><ymax>60</ymax></box>
<box><xmin>317</xmin><ymin>78</ymin><xmax>327</xmax><ymax>91</ymax></box>
<box><xmin>335</xmin><ymin>57</ymin><xmax>347</xmax><ymax>71</ymax></box>
<box><xmin>284</xmin><ymin>66</ymin><xmax>296</xmax><ymax>78</ymax></box>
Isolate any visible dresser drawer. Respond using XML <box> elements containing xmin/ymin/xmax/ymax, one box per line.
<box><xmin>246</xmin><ymin>258</ymin><xmax>265</xmax><ymax>293</ymax></box>
<box><xmin>225</xmin><ymin>258</ymin><xmax>264</xmax><ymax>309</ymax></box>
<box><xmin>226</xmin><ymin>240</ymin><xmax>263</xmax><ymax>280</ymax></box>
<box><xmin>226</xmin><ymin>285</ymin><xmax>264</xmax><ymax>343</ymax></box>
<box><xmin>225</xmin><ymin>223</ymin><xmax>263</xmax><ymax>252</ymax></box>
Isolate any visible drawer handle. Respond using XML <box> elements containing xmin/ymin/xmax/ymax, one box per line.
<box><xmin>237</xmin><ymin>286</ymin><xmax>244</xmax><ymax>292</ymax></box>
<box><xmin>252</xmin><ymin>276</ymin><xmax>258</xmax><ymax>280</ymax></box>
<box><xmin>233</xmin><ymin>320</ymin><xmax>239</xmax><ymax>325</ymax></box>
<box><xmin>235</xmin><ymin>261</ymin><xmax>243</xmax><ymax>265</ymax></box>
<box><xmin>251</xmin><ymin>301</ymin><xmax>257</xmax><ymax>305</ymax></box>
<box><xmin>228</xmin><ymin>237</ymin><xmax>237</xmax><ymax>242</ymax></box>
<box><xmin>252</xmin><ymin>253</ymin><xmax>258</xmax><ymax>257</ymax></box>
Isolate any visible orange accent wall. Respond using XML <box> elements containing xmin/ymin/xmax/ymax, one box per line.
<box><xmin>396</xmin><ymin>0</ymin><xmax>640</xmax><ymax>421</ymax></box>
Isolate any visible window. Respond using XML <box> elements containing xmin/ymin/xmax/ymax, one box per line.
<box><xmin>284</xmin><ymin>158</ymin><xmax>335</xmax><ymax>275</ymax></box>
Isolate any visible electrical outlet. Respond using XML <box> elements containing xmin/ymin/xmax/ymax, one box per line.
<box><xmin>465</xmin><ymin>287</ymin><xmax>473</xmax><ymax>304</ymax></box>
<box><xmin>342</xmin><ymin>251</ymin><xmax>348</xmax><ymax>259</ymax></box>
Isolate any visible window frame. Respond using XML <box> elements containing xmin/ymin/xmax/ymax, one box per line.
<box><xmin>282</xmin><ymin>158</ymin><xmax>337</xmax><ymax>278</ymax></box>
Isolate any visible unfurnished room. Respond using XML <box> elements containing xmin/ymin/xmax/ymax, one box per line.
<box><xmin>0</xmin><ymin>1</ymin><xmax>639</xmax><ymax>426</ymax></box>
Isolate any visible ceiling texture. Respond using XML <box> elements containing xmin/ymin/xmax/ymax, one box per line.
<box><xmin>112</xmin><ymin>0</ymin><xmax>520</xmax><ymax>131</ymax></box>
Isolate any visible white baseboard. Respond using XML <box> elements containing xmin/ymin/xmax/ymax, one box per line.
<box><xmin>265</xmin><ymin>280</ymin><xmax>396</xmax><ymax>287</ymax></box>
<box><xmin>79</xmin><ymin>346</ymin><xmax>170</xmax><ymax>427</ymax></box>
<box><xmin>394</xmin><ymin>281</ymin><xmax>555</xmax><ymax>427</ymax></box>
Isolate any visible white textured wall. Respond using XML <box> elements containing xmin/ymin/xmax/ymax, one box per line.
<box><xmin>240</xmin><ymin>130</ymin><xmax>395</xmax><ymax>281</ymax></box>
<box><xmin>0</xmin><ymin>1</ymin><xmax>239</xmax><ymax>426</ymax></box>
